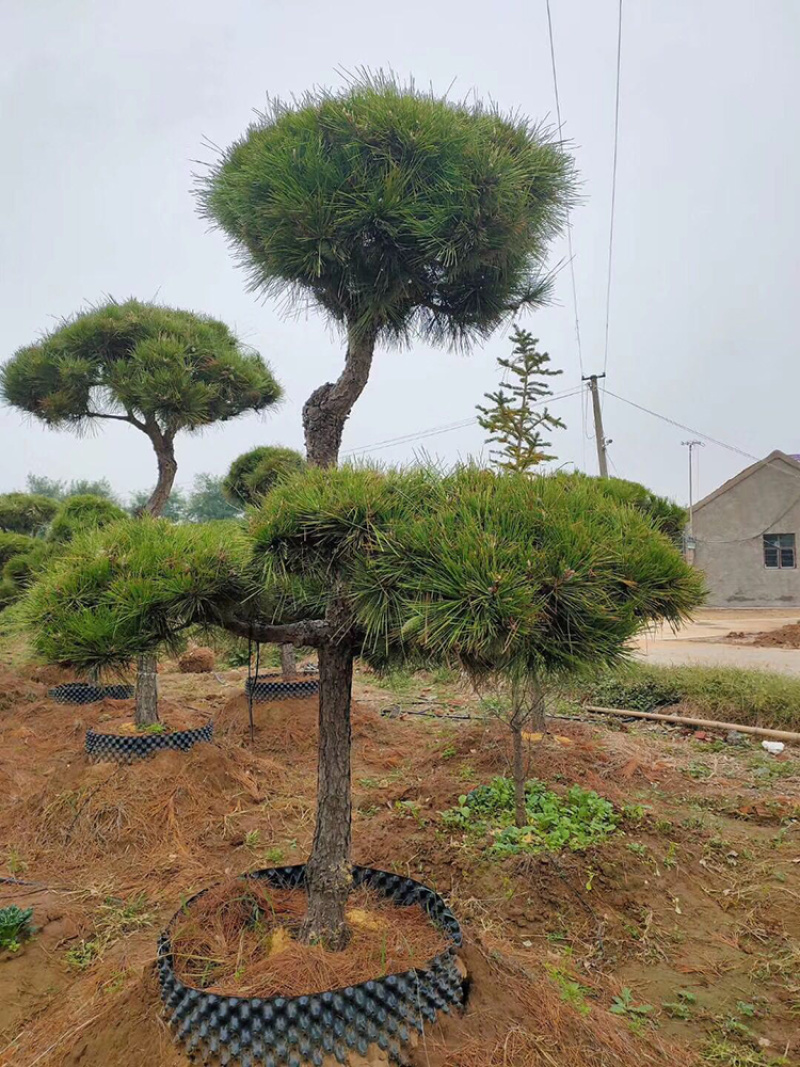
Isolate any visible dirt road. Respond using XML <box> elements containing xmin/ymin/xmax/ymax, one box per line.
<box><xmin>634</xmin><ymin>608</ymin><xmax>800</xmax><ymax>675</ymax></box>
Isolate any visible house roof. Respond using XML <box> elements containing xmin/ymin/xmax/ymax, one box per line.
<box><xmin>693</xmin><ymin>450</ymin><xmax>800</xmax><ymax>513</ymax></box>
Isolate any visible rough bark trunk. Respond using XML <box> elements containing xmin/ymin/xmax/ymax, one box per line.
<box><xmin>301</xmin><ymin>632</ymin><xmax>354</xmax><ymax>950</ymax></box>
<box><xmin>135</xmin><ymin>653</ymin><xmax>160</xmax><ymax>726</ymax></box>
<box><xmin>299</xmin><ymin>327</ymin><xmax>371</xmax><ymax>945</ymax></box>
<box><xmin>281</xmin><ymin>643</ymin><xmax>297</xmax><ymax>680</ymax></box>
<box><xmin>302</xmin><ymin>326</ymin><xmax>377</xmax><ymax>468</ymax></box>
<box><xmin>143</xmin><ymin>432</ymin><xmax>178</xmax><ymax>518</ymax></box>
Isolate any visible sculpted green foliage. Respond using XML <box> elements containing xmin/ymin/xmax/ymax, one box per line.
<box><xmin>2</xmin><ymin>299</ymin><xmax>280</xmax><ymax>432</ymax></box>
<box><xmin>223</xmin><ymin>447</ymin><xmax>306</xmax><ymax>508</ymax></box>
<box><xmin>0</xmin><ymin>532</ymin><xmax>37</xmax><ymax>569</ymax></box>
<box><xmin>199</xmin><ymin>74</ymin><xmax>576</xmax><ymax>345</ymax></box>
<box><xmin>24</xmin><ymin>467</ymin><xmax>704</xmax><ymax>678</ymax></box>
<box><xmin>598</xmin><ymin>476</ymin><xmax>688</xmax><ymax>546</ymax></box>
<box><xmin>47</xmin><ymin>494</ymin><xmax>127</xmax><ymax>544</ymax></box>
<box><xmin>0</xmin><ymin>493</ymin><xmax>59</xmax><ymax>535</ymax></box>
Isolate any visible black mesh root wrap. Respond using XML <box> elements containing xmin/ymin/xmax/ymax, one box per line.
<box><xmin>85</xmin><ymin>721</ymin><xmax>214</xmax><ymax>763</ymax></box>
<box><xmin>158</xmin><ymin>864</ymin><xmax>464</xmax><ymax>1066</ymax></box>
<box><xmin>245</xmin><ymin>673</ymin><xmax>319</xmax><ymax>703</ymax></box>
<box><xmin>49</xmin><ymin>682</ymin><xmax>135</xmax><ymax>705</ymax></box>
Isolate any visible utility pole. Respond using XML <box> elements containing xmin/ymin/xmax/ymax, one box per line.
<box><xmin>583</xmin><ymin>373</ymin><xmax>609</xmax><ymax>477</ymax></box>
<box><xmin>681</xmin><ymin>439</ymin><xmax>705</xmax><ymax>538</ymax></box>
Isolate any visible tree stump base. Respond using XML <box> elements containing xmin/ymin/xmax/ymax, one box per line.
<box><xmin>158</xmin><ymin>864</ymin><xmax>464</xmax><ymax>1066</ymax></box>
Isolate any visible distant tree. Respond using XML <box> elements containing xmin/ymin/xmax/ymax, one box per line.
<box><xmin>24</xmin><ymin>466</ymin><xmax>704</xmax><ymax>946</ymax></box>
<box><xmin>25</xmin><ymin>475</ymin><xmax>66</xmax><ymax>500</ymax></box>
<box><xmin>2</xmin><ymin>299</ymin><xmax>282</xmax><ymax>724</ymax></box>
<box><xmin>198</xmin><ymin>74</ymin><xmax>576</xmax><ymax>468</ymax></box>
<box><xmin>477</xmin><ymin>327</ymin><xmax>565</xmax><ymax>471</ymax></box>
<box><xmin>223</xmin><ymin>446</ymin><xmax>306</xmax><ymax>509</ymax></box>
<box><xmin>0</xmin><ymin>494</ymin><xmax>58</xmax><ymax>535</ymax></box>
<box><xmin>185</xmin><ymin>474</ymin><xmax>242</xmax><ymax>522</ymax></box>
<box><xmin>128</xmin><ymin>486</ymin><xmax>189</xmax><ymax>523</ymax></box>
<box><xmin>26</xmin><ymin>474</ymin><xmax>118</xmax><ymax>503</ymax></box>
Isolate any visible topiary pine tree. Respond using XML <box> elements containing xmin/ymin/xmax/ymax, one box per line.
<box><xmin>2</xmin><ymin>298</ymin><xmax>281</xmax><ymax>723</ymax></box>
<box><xmin>198</xmin><ymin>73</ymin><xmax>576</xmax><ymax>469</ymax></box>
<box><xmin>0</xmin><ymin>494</ymin><xmax>128</xmax><ymax>614</ymax></box>
<box><xmin>0</xmin><ymin>493</ymin><xmax>59</xmax><ymax>535</ymax></box>
<box><xmin>47</xmin><ymin>494</ymin><xmax>127</xmax><ymax>544</ymax></box>
<box><xmin>223</xmin><ymin>446</ymin><xmax>307</xmax><ymax>509</ymax></box>
<box><xmin>477</xmin><ymin>326</ymin><xmax>566</xmax><ymax>472</ymax></box>
<box><xmin>23</xmin><ymin>465</ymin><xmax>704</xmax><ymax>947</ymax></box>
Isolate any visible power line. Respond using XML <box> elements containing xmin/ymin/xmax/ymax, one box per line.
<box><xmin>343</xmin><ymin>386</ymin><xmax>584</xmax><ymax>457</ymax></box>
<box><xmin>603</xmin><ymin>388</ymin><xmax>760</xmax><ymax>463</ymax></box>
<box><xmin>603</xmin><ymin>386</ymin><xmax>800</xmax><ymax>492</ymax></box>
<box><xmin>545</xmin><ymin>0</ymin><xmax>584</xmax><ymax>379</ymax></box>
<box><xmin>602</xmin><ymin>0</ymin><xmax>624</xmax><ymax>378</ymax></box>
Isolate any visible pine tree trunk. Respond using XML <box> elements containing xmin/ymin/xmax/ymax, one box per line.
<box><xmin>281</xmin><ymin>643</ymin><xmax>297</xmax><ymax>680</ymax></box>
<box><xmin>300</xmin><ymin>328</ymin><xmax>372</xmax><ymax>945</ymax></box>
<box><xmin>529</xmin><ymin>678</ymin><xmax>546</xmax><ymax>733</ymax></box>
<box><xmin>511</xmin><ymin>719</ymin><xmax>527</xmax><ymax>829</ymax></box>
<box><xmin>135</xmin><ymin>653</ymin><xmax>159</xmax><ymax>726</ymax></box>
<box><xmin>133</xmin><ymin>428</ymin><xmax>175</xmax><ymax>727</ymax></box>
<box><xmin>143</xmin><ymin>437</ymin><xmax>178</xmax><ymax>518</ymax></box>
<box><xmin>301</xmin><ymin>635</ymin><xmax>354</xmax><ymax>949</ymax></box>
<box><xmin>302</xmin><ymin>327</ymin><xmax>377</xmax><ymax>468</ymax></box>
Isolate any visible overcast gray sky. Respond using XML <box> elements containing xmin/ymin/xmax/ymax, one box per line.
<box><xmin>2</xmin><ymin>0</ymin><xmax>798</xmax><ymax>506</ymax></box>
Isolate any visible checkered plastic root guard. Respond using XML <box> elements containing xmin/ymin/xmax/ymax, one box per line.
<box><xmin>48</xmin><ymin>682</ymin><xmax>135</xmax><ymax>705</ymax></box>
<box><xmin>159</xmin><ymin>864</ymin><xmax>464</xmax><ymax>1067</ymax></box>
<box><xmin>85</xmin><ymin>721</ymin><xmax>214</xmax><ymax>763</ymax></box>
<box><xmin>245</xmin><ymin>674</ymin><xmax>320</xmax><ymax>703</ymax></box>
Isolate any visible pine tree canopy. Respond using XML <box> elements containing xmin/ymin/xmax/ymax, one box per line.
<box><xmin>1</xmin><ymin>299</ymin><xmax>281</xmax><ymax>436</ymax></box>
<box><xmin>47</xmin><ymin>494</ymin><xmax>127</xmax><ymax>544</ymax></box>
<box><xmin>223</xmin><ymin>446</ymin><xmax>307</xmax><ymax>508</ymax></box>
<box><xmin>592</xmin><ymin>475</ymin><xmax>688</xmax><ymax>546</ymax></box>
<box><xmin>198</xmin><ymin>74</ymin><xmax>576</xmax><ymax>346</ymax></box>
<box><xmin>24</xmin><ymin>466</ymin><xmax>704</xmax><ymax>678</ymax></box>
<box><xmin>0</xmin><ymin>493</ymin><xmax>59</xmax><ymax>535</ymax></box>
<box><xmin>477</xmin><ymin>326</ymin><xmax>565</xmax><ymax>470</ymax></box>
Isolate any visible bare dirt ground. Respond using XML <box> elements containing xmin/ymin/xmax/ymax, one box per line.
<box><xmin>0</xmin><ymin>653</ymin><xmax>798</xmax><ymax>1067</ymax></box>
<box><xmin>635</xmin><ymin>609</ymin><xmax>800</xmax><ymax>675</ymax></box>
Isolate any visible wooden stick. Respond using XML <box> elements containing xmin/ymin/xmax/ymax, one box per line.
<box><xmin>583</xmin><ymin>705</ymin><xmax>800</xmax><ymax>744</ymax></box>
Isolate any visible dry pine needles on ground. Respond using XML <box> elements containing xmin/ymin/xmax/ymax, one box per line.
<box><xmin>170</xmin><ymin>880</ymin><xmax>449</xmax><ymax>998</ymax></box>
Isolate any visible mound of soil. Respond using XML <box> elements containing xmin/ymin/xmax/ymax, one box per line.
<box><xmin>171</xmin><ymin>879</ymin><xmax>449</xmax><ymax>998</ymax></box>
<box><xmin>725</xmin><ymin>620</ymin><xmax>800</xmax><ymax>648</ymax></box>
<box><xmin>178</xmin><ymin>646</ymin><xmax>215</xmax><ymax>673</ymax></box>
<box><xmin>752</xmin><ymin>621</ymin><xmax>800</xmax><ymax>648</ymax></box>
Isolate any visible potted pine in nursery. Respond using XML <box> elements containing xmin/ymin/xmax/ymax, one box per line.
<box><xmin>3</xmin><ymin>299</ymin><xmax>281</xmax><ymax>758</ymax></box>
<box><xmin>22</xmin><ymin>462</ymin><xmax>703</xmax><ymax>1065</ymax></box>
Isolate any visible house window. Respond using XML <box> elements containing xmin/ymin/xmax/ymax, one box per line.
<box><xmin>763</xmin><ymin>533</ymin><xmax>796</xmax><ymax>569</ymax></box>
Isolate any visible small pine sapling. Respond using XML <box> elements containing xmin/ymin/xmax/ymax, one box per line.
<box><xmin>477</xmin><ymin>326</ymin><xmax>566</xmax><ymax>824</ymax></box>
<box><xmin>477</xmin><ymin>326</ymin><xmax>565</xmax><ymax>472</ymax></box>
